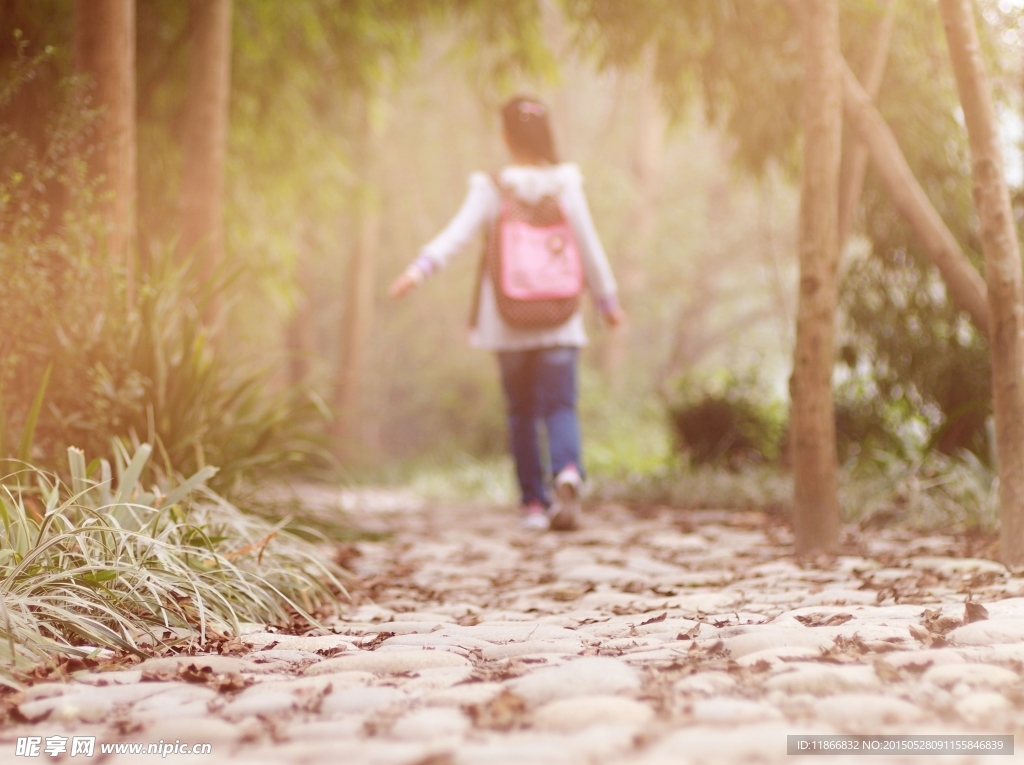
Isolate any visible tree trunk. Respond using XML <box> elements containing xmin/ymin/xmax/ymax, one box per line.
<box><xmin>333</xmin><ymin>94</ymin><xmax>381</xmax><ymax>455</ymax></box>
<box><xmin>179</xmin><ymin>0</ymin><xmax>232</xmax><ymax>321</ymax></box>
<box><xmin>939</xmin><ymin>0</ymin><xmax>1024</xmax><ymax>566</ymax></box>
<box><xmin>73</xmin><ymin>0</ymin><xmax>136</xmax><ymax>307</ymax></box>
<box><xmin>837</xmin><ymin>0</ymin><xmax>896</xmax><ymax>249</ymax></box>
<box><xmin>791</xmin><ymin>0</ymin><xmax>842</xmax><ymax>556</ymax></box>
<box><xmin>840</xmin><ymin>58</ymin><xmax>990</xmax><ymax>336</ymax></box>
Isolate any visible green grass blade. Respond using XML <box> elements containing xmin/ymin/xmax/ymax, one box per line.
<box><xmin>68</xmin><ymin>447</ymin><xmax>89</xmax><ymax>498</ymax></box>
<box><xmin>18</xmin><ymin>362</ymin><xmax>51</xmax><ymax>464</ymax></box>
<box><xmin>112</xmin><ymin>444</ymin><xmax>152</xmax><ymax>506</ymax></box>
<box><xmin>157</xmin><ymin>466</ymin><xmax>218</xmax><ymax>510</ymax></box>
<box><xmin>0</xmin><ymin>377</ymin><xmax>7</xmax><ymax>460</ymax></box>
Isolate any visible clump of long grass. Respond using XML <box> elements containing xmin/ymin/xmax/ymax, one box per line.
<box><xmin>841</xmin><ymin>450</ymin><xmax>998</xmax><ymax>531</ymax></box>
<box><xmin>0</xmin><ymin>444</ymin><xmax>346</xmax><ymax>689</ymax></box>
<box><xmin>593</xmin><ymin>446</ymin><xmax>998</xmax><ymax>534</ymax></box>
<box><xmin>594</xmin><ymin>461</ymin><xmax>793</xmax><ymax>511</ymax></box>
<box><xmin>409</xmin><ymin>453</ymin><xmax>516</xmax><ymax>505</ymax></box>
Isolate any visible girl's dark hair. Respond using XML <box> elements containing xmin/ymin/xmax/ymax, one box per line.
<box><xmin>501</xmin><ymin>96</ymin><xmax>559</xmax><ymax>164</ymax></box>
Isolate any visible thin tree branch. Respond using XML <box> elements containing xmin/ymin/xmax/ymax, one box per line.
<box><xmin>838</xmin><ymin>0</ymin><xmax>897</xmax><ymax>248</ymax></box>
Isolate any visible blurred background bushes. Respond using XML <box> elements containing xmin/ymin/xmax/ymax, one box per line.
<box><xmin>0</xmin><ymin>48</ymin><xmax>326</xmax><ymax>494</ymax></box>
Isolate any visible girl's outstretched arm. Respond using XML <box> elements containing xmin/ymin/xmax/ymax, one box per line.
<box><xmin>560</xmin><ymin>166</ymin><xmax>624</xmax><ymax>325</ymax></box>
<box><xmin>389</xmin><ymin>173</ymin><xmax>496</xmax><ymax>299</ymax></box>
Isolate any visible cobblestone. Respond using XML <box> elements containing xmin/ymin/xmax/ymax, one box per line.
<box><xmin>4</xmin><ymin>498</ymin><xmax>1024</xmax><ymax>763</ymax></box>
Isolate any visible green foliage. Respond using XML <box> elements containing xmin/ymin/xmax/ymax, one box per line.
<box><xmin>26</xmin><ymin>248</ymin><xmax>332</xmax><ymax>494</ymax></box>
<box><xmin>594</xmin><ymin>450</ymin><xmax>998</xmax><ymax>534</ymax></box>
<box><xmin>0</xmin><ymin>445</ymin><xmax>345</xmax><ymax>689</ymax></box>
<box><xmin>446</xmin><ymin>0</ymin><xmax>557</xmax><ymax>93</ymax></box>
<box><xmin>595</xmin><ymin>462</ymin><xmax>793</xmax><ymax>513</ymax></box>
<box><xmin>0</xmin><ymin>42</ymin><xmax>110</xmax><ymax>465</ymax></box>
<box><xmin>571</xmin><ymin>0</ymin><xmax>1007</xmax><ymax>465</ymax></box>
<box><xmin>838</xmin><ymin>0</ymin><xmax>996</xmax><ymax>461</ymax></box>
<box><xmin>842</xmin><ymin>450</ymin><xmax>998</xmax><ymax>532</ymax></box>
<box><xmin>581</xmin><ymin>379</ymin><xmax>673</xmax><ymax>481</ymax></box>
<box><xmin>15</xmin><ymin>363</ymin><xmax>50</xmax><ymax>466</ymax></box>
<box><xmin>116</xmin><ymin>254</ymin><xmax>333</xmax><ymax>494</ymax></box>
<box><xmin>565</xmin><ymin>0</ymin><xmax>800</xmax><ymax>174</ymax></box>
<box><xmin>839</xmin><ymin>249</ymin><xmax>992</xmax><ymax>459</ymax></box>
<box><xmin>666</xmin><ymin>369</ymin><xmax>786</xmax><ymax>467</ymax></box>
<box><xmin>664</xmin><ymin>366</ymin><xmax>921</xmax><ymax>470</ymax></box>
<box><xmin>410</xmin><ymin>454</ymin><xmax>516</xmax><ymax>505</ymax></box>
<box><xmin>0</xmin><ymin>51</ymin><xmax>328</xmax><ymax>493</ymax></box>
<box><xmin>0</xmin><ymin>5</ymin><xmax>563</xmax><ymax>480</ymax></box>
<box><xmin>832</xmin><ymin>375</ymin><xmax>916</xmax><ymax>464</ymax></box>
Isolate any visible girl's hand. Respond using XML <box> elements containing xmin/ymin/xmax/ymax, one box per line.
<box><xmin>389</xmin><ymin>272</ymin><xmax>418</xmax><ymax>299</ymax></box>
<box><xmin>603</xmin><ymin>306</ymin><xmax>627</xmax><ymax>328</ymax></box>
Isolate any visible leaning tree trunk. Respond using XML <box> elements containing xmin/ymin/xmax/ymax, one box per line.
<box><xmin>837</xmin><ymin>0</ymin><xmax>896</xmax><ymax>249</ymax></box>
<box><xmin>939</xmin><ymin>0</ymin><xmax>1024</xmax><ymax>567</ymax></box>
<box><xmin>791</xmin><ymin>0</ymin><xmax>843</xmax><ymax>556</ymax></box>
<box><xmin>179</xmin><ymin>0</ymin><xmax>232</xmax><ymax>322</ymax></box>
<box><xmin>840</xmin><ymin>59</ymin><xmax>990</xmax><ymax>335</ymax></box>
<box><xmin>333</xmin><ymin>93</ymin><xmax>381</xmax><ymax>455</ymax></box>
<box><xmin>73</xmin><ymin>0</ymin><xmax>136</xmax><ymax>307</ymax></box>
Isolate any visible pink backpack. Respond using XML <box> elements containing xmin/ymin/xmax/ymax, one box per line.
<box><xmin>471</xmin><ymin>175</ymin><xmax>584</xmax><ymax>328</ymax></box>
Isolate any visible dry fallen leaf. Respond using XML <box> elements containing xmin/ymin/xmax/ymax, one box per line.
<box><xmin>873</xmin><ymin>660</ymin><xmax>903</xmax><ymax>684</ymax></box>
<box><xmin>921</xmin><ymin>608</ymin><xmax>961</xmax><ymax>635</ymax></box>
<box><xmin>357</xmin><ymin>631</ymin><xmax>396</xmax><ymax>651</ymax></box>
<box><xmin>795</xmin><ymin>613</ymin><xmax>854</xmax><ymax>627</ymax></box>
<box><xmin>466</xmin><ymin>689</ymin><xmax>528</xmax><ymax>731</ymax></box>
<box><xmin>546</xmin><ymin>586</ymin><xmax>588</xmax><ymax>602</ymax></box>
<box><xmin>908</xmin><ymin>623</ymin><xmax>929</xmax><ymax>643</ymax></box>
<box><xmin>964</xmin><ymin>601</ymin><xmax>989</xmax><ymax>625</ymax></box>
<box><xmin>315</xmin><ymin>645</ymin><xmax>348</xmax><ymax>658</ymax></box>
<box><xmin>177</xmin><ymin>663</ymin><xmax>214</xmax><ymax>684</ymax></box>
<box><xmin>209</xmin><ymin>673</ymin><xmax>252</xmax><ymax>694</ymax></box>
<box><xmin>217</xmin><ymin>637</ymin><xmax>248</xmax><ymax>657</ymax></box>
<box><xmin>639</xmin><ymin>612</ymin><xmax>667</xmax><ymax>627</ymax></box>
<box><xmin>862</xmin><ymin>640</ymin><xmax>901</xmax><ymax>653</ymax></box>
<box><xmin>297</xmin><ymin>683</ymin><xmax>332</xmax><ymax>713</ymax></box>
<box><xmin>677</xmin><ymin>624</ymin><xmax>700</xmax><ymax>640</ymax></box>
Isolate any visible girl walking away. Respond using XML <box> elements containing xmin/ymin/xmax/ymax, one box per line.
<box><xmin>389</xmin><ymin>96</ymin><xmax>624</xmax><ymax>531</ymax></box>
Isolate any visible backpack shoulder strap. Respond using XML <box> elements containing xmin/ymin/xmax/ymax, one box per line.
<box><xmin>488</xmin><ymin>171</ymin><xmax>508</xmax><ymax>199</ymax></box>
<box><xmin>469</xmin><ymin>171</ymin><xmax>503</xmax><ymax>328</ymax></box>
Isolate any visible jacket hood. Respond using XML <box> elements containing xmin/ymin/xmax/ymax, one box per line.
<box><xmin>497</xmin><ymin>163</ymin><xmax>583</xmax><ymax>204</ymax></box>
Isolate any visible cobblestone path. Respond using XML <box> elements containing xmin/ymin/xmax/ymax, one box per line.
<box><xmin>4</xmin><ymin>494</ymin><xmax>1024</xmax><ymax>764</ymax></box>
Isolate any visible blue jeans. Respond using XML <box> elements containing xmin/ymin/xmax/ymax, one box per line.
<box><xmin>497</xmin><ymin>347</ymin><xmax>582</xmax><ymax>507</ymax></box>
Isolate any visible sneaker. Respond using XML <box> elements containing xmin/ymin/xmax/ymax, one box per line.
<box><xmin>520</xmin><ymin>501</ymin><xmax>550</xmax><ymax>531</ymax></box>
<box><xmin>548</xmin><ymin>464</ymin><xmax>582</xmax><ymax>532</ymax></box>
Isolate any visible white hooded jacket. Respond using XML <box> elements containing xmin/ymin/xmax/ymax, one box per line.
<box><xmin>413</xmin><ymin>163</ymin><xmax>619</xmax><ymax>351</ymax></box>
